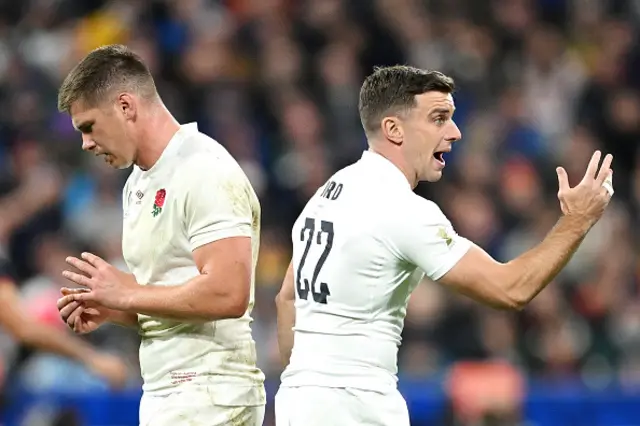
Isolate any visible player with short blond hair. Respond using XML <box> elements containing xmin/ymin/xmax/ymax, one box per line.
<box><xmin>56</xmin><ymin>44</ymin><xmax>265</xmax><ymax>426</ymax></box>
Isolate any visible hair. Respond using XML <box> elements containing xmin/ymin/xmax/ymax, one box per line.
<box><xmin>358</xmin><ymin>65</ymin><xmax>455</xmax><ymax>137</ymax></box>
<box><xmin>57</xmin><ymin>44</ymin><xmax>158</xmax><ymax>113</ymax></box>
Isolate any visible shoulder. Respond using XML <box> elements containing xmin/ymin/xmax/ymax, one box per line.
<box><xmin>177</xmin><ymin>135</ymin><xmax>245</xmax><ymax>183</ymax></box>
<box><xmin>380</xmin><ymin>193</ymin><xmax>450</xmax><ymax>235</ymax></box>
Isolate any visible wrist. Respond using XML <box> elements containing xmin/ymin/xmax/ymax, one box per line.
<box><xmin>558</xmin><ymin>214</ymin><xmax>593</xmax><ymax>236</ymax></box>
<box><xmin>120</xmin><ymin>286</ymin><xmax>140</xmax><ymax>312</ymax></box>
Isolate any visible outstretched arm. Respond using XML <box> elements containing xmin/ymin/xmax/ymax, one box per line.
<box><xmin>438</xmin><ymin>216</ymin><xmax>589</xmax><ymax>310</ymax></box>
<box><xmin>438</xmin><ymin>152</ymin><xmax>613</xmax><ymax>310</ymax></box>
<box><xmin>396</xmin><ymin>151</ymin><xmax>614</xmax><ymax>311</ymax></box>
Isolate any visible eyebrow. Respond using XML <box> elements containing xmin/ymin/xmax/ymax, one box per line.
<box><xmin>74</xmin><ymin>121</ymin><xmax>94</xmax><ymax>133</ymax></box>
<box><xmin>429</xmin><ymin>107</ymin><xmax>455</xmax><ymax>115</ymax></box>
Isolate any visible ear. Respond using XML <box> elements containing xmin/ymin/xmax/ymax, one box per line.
<box><xmin>116</xmin><ymin>93</ymin><xmax>136</xmax><ymax>120</ymax></box>
<box><xmin>381</xmin><ymin>116</ymin><xmax>403</xmax><ymax>146</ymax></box>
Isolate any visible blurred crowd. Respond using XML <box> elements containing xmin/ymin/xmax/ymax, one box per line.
<box><xmin>0</xmin><ymin>0</ymin><xmax>639</xmax><ymax>398</ymax></box>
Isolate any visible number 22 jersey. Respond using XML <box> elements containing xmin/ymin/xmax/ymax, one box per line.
<box><xmin>280</xmin><ymin>150</ymin><xmax>472</xmax><ymax>392</ymax></box>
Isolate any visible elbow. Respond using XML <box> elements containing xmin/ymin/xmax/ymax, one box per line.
<box><xmin>223</xmin><ymin>283</ymin><xmax>250</xmax><ymax>319</ymax></box>
<box><xmin>275</xmin><ymin>290</ymin><xmax>294</xmax><ymax>311</ymax></box>
<box><xmin>226</xmin><ymin>298</ymin><xmax>249</xmax><ymax>319</ymax></box>
<box><xmin>482</xmin><ymin>280</ymin><xmax>527</xmax><ymax>311</ymax></box>
<box><xmin>500</xmin><ymin>285</ymin><xmax>529</xmax><ymax>311</ymax></box>
<box><xmin>491</xmin><ymin>267</ymin><xmax>528</xmax><ymax>311</ymax></box>
<box><xmin>500</xmin><ymin>295</ymin><xmax>527</xmax><ymax>311</ymax></box>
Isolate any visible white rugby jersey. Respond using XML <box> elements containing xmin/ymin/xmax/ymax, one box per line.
<box><xmin>280</xmin><ymin>150</ymin><xmax>472</xmax><ymax>392</ymax></box>
<box><xmin>121</xmin><ymin>123</ymin><xmax>265</xmax><ymax>405</ymax></box>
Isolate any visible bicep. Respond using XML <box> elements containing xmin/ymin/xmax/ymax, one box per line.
<box><xmin>193</xmin><ymin>236</ymin><xmax>253</xmax><ymax>292</ymax></box>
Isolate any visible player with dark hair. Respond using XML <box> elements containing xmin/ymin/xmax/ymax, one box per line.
<box><xmin>274</xmin><ymin>65</ymin><xmax>614</xmax><ymax>425</ymax></box>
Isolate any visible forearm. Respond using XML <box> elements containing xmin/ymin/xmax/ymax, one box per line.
<box><xmin>502</xmin><ymin>215</ymin><xmax>591</xmax><ymax>306</ymax></box>
<box><xmin>125</xmin><ymin>274</ymin><xmax>247</xmax><ymax>321</ymax></box>
<box><xmin>20</xmin><ymin>323</ymin><xmax>97</xmax><ymax>365</ymax></box>
<box><xmin>276</xmin><ymin>295</ymin><xmax>295</xmax><ymax>367</ymax></box>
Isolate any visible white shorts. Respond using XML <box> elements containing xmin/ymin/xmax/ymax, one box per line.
<box><xmin>275</xmin><ymin>386</ymin><xmax>409</xmax><ymax>426</ymax></box>
<box><xmin>139</xmin><ymin>390</ymin><xmax>265</xmax><ymax>426</ymax></box>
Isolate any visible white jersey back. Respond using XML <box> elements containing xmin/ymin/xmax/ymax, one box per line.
<box><xmin>280</xmin><ymin>151</ymin><xmax>472</xmax><ymax>392</ymax></box>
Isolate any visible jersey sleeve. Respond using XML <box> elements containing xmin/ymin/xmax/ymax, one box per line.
<box><xmin>387</xmin><ymin>196</ymin><xmax>472</xmax><ymax>281</ymax></box>
<box><xmin>180</xmin><ymin>156</ymin><xmax>254</xmax><ymax>251</ymax></box>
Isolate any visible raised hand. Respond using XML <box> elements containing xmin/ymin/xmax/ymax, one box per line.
<box><xmin>556</xmin><ymin>150</ymin><xmax>613</xmax><ymax>224</ymax></box>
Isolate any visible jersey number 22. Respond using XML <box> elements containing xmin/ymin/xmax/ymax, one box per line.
<box><xmin>296</xmin><ymin>217</ymin><xmax>333</xmax><ymax>304</ymax></box>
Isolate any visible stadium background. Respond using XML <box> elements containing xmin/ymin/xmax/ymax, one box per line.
<box><xmin>0</xmin><ymin>0</ymin><xmax>638</xmax><ymax>425</ymax></box>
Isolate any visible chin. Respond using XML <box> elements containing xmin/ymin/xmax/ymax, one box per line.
<box><xmin>115</xmin><ymin>161</ymin><xmax>133</xmax><ymax>170</ymax></box>
<box><xmin>424</xmin><ymin>170</ymin><xmax>443</xmax><ymax>182</ymax></box>
<box><xmin>107</xmin><ymin>157</ymin><xmax>133</xmax><ymax>170</ymax></box>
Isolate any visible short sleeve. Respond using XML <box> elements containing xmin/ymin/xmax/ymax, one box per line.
<box><xmin>387</xmin><ymin>197</ymin><xmax>472</xmax><ymax>281</ymax></box>
<box><xmin>180</xmin><ymin>156</ymin><xmax>254</xmax><ymax>251</ymax></box>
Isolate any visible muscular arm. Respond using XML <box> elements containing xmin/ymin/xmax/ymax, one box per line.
<box><xmin>438</xmin><ymin>215</ymin><xmax>590</xmax><ymax>310</ymax></box>
<box><xmin>0</xmin><ymin>279</ymin><xmax>98</xmax><ymax>362</ymax></box>
<box><xmin>124</xmin><ymin>236</ymin><xmax>251</xmax><ymax>321</ymax></box>
<box><xmin>275</xmin><ymin>262</ymin><xmax>295</xmax><ymax>367</ymax></box>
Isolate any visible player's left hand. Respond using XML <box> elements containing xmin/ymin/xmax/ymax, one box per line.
<box><xmin>62</xmin><ymin>252</ymin><xmax>138</xmax><ymax>311</ymax></box>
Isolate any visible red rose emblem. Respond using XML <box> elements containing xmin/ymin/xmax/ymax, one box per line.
<box><xmin>152</xmin><ymin>189</ymin><xmax>166</xmax><ymax>217</ymax></box>
<box><xmin>155</xmin><ymin>189</ymin><xmax>166</xmax><ymax>208</ymax></box>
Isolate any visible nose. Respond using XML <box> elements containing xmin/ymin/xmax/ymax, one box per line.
<box><xmin>445</xmin><ymin>120</ymin><xmax>462</xmax><ymax>142</ymax></box>
<box><xmin>81</xmin><ymin>134</ymin><xmax>96</xmax><ymax>151</ymax></box>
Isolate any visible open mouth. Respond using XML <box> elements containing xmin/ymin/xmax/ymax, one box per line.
<box><xmin>433</xmin><ymin>151</ymin><xmax>446</xmax><ymax>165</ymax></box>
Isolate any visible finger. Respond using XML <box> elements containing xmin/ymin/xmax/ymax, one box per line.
<box><xmin>66</xmin><ymin>256</ymin><xmax>97</xmax><ymax>276</ymax></box>
<box><xmin>556</xmin><ymin>167</ymin><xmax>570</xmax><ymax>192</ymax></box>
<box><xmin>581</xmin><ymin>150</ymin><xmax>601</xmax><ymax>182</ymax></box>
<box><xmin>61</xmin><ymin>287</ymin><xmax>90</xmax><ymax>296</ymax></box>
<box><xmin>62</xmin><ymin>270</ymin><xmax>93</xmax><ymax>288</ymax></box>
<box><xmin>596</xmin><ymin>155</ymin><xmax>613</xmax><ymax>186</ymax></box>
<box><xmin>602</xmin><ymin>181</ymin><xmax>614</xmax><ymax>197</ymax></box>
<box><xmin>68</xmin><ymin>305</ymin><xmax>86</xmax><ymax>330</ymax></box>
<box><xmin>57</xmin><ymin>294</ymin><xmax>78</xmax><ymax>310</ymax></box>
<box><xmin>59</xmin><ymin>300</ymin><xmax>83</xmax><ymax>320</ymax></box>
<box><xmin>81</xmin><ymin>252</ymin><xmax>107</xmax><ymax>268</ymax></box>
<box><xmin>71</xmin><ymin>292</ymin><xmax>96</xmax><ymax>303</ymax></box>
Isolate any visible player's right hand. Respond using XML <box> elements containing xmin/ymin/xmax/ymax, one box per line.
<box><xmin>556</xmin><ymin>150</ymin><xmax>613</xmax><ymax>224</ymax></box>
<box><xmin>87</xmin><ymin>352</ymin><xmax>129</xmax><ymax>389</ymax></box>
<box><xmin>57</xmin><ymin>287</ymin><xmax>112</xmax><ymax>334</ymax></box>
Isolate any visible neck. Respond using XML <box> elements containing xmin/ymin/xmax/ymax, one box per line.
<box><xmin>134</xmin><ymin>102</ymin><xmax>181</xmax><ymax>170</ymax></box>
<box><xmin>368</xmin><ymin>142</ymin><xmax>418</xmax><ymax>189</ymax></box>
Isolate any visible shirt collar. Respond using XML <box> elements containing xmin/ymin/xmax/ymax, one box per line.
<box><xmin>360</xmin><ymin>150</ymin><xmax>411</xmax><ymax>189</ymax></box>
